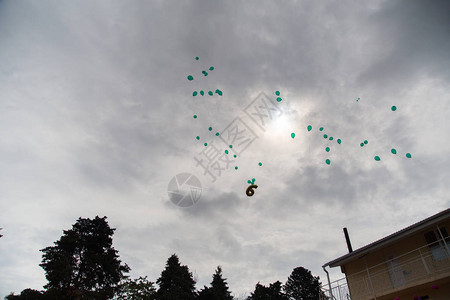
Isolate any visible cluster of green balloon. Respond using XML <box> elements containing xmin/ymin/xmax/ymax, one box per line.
<box><xmin>371</xmin><ymin>106</ymin><xmax>412</xmax><ymax>161</ymax></box>
<box><xmin>373</xmin><ymin>149</ymin><xmax>412</xmax><ymax>162</ymax></box>
<box><xmin>186</xmin><ymin>57</ymin><xmax>223</xmax><ymax>97</ymax></box>
<box><xmin>290</xmin><ymin>125</ymin><xmax>342</xmax><ymax>165</ymax></box>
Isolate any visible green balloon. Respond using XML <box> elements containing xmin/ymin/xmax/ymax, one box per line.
<box><xmin>275</xmin><ymin>91</ymin><xmax>280</xmax><ymax>96</ymax></box>
<box><xmin>277</xmin><ymin>97</ymin><xmax>282</xmax><ymax>102</ymax></box>
<box><xmin>325</xmin><ymin>147</ymin><xmax>330</xmax><ymax>152</ymax></box>
<box><xmin>329</xmin><ymin>137</ymin><xmax>333</xmax><ymax>141</ymax></box>
<box><xmin>208</xmin><ymin>127</ymin><xmax>212</xmax><ymax>131</ymax></box>
<box><xmin>406</xmin><ymin>153</ymin><xmax>412</xmax><ymax>158</ymax></box>
<box><xmin>193</xmin><ymin>115</ymin><xmax>197</xmax><ymax>119</ymax></box>
<box><xmin>200</xmin><ymin>90</ymin><xmax>204</xmax><ymax>96</ymax></box>
<box><xmin>225</xmin><ymin>150</ymin><xmax>229</xmax><ymax>154</ymax></box>
<box><xmin>195</xmin><ymin>57</ymin><xmax>199</xmax><ymax>60</ymax></box>
<box><xmin>291</xmin><ymin>133</ymin><xmax>295</xmax><ymax>138</ymax></box>
<box><xmin>235</xmin><ymin>166</ymin><xmax>238</xmax><ymax>170</ymax></box>
<box><xmin>204</xmin><ymin>143</ymin><xmax>208</xmax><ymax>146</ymax></box>
<box><xmin>215</xmin><ymin>132</ymin><xmax>220</xmax><ymax>136</ymax></box>
<box><xmin>323</xmin><ymin>134</ymin><xmax>328</xmax><ymax>139</ymax></box>
<box><xmin>325</xmin><ymin>159</ymin><xmax>331</xmax><ymax>165</ymax></box>
<box><xmin>364</xmin><ymin>140</ymin><xmax>368</xmax><ymax>144</ymax></box>
<box><xmin>391</xmin><ymin>106</ymin><xmax>397</xmax><ymax>111</ymax></box>
<box><xmin>209</xmin><ymin>66</ymin><xmax>214</xmax><ymax>71</ymax></box>
<box><xmin>193</xmin><ymin>91</ymin><xmax>198</xmax><ymax>96</ymax></box>
<box><xmin>360</xmin><ymin>143</ymin><xmax>364</xmax><ymax>147</ymax></box>
<box><xmin>319</xmin><ymin>127</ymin><xmax>324</xmax><ymax>131</ymax></box>
<box><xmin>307</xmin><ymin>125</ymin><xmax>312</xmax><ymax>131</ymax></box>
<box><xmin>196</xmin><ymin>136</ymin><xmax>200</xmax><ymax>140</ymax></box>
<box><xmin>391</xmin><ymin>148</ymin><xmax>397</xmax><ymax>154</ymax></box>
<box><xmin>374</xmin><ymin>156</ymin><xmax>381</xmax><ymax>161</ymax></box>
<box><xmin>259</xmin><ymin>162</ymin><xmax>262</xmax><ymax>166</ymax></box>
<box><xmin>187</xmin><ymin>75</ymin><xmax>193</xmax><ymax>81</ymax></box>
<box><xmin>337</xmin><ymin>139</ymin><xmax>342</xmax><ymax>144</ymax></box>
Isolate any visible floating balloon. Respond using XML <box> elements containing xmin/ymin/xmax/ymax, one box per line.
<box><xmin>307</xmin><ymin>125</ymin><xmax>312</xmax><ymax>131</ymax></box>
<box><xmin>391</xmin><ymin>106</ymin><xmax>397</xmax><ymax>111</ymax></box>
<box><xmin>204</xmin><ymin>143</ymin><xmax>208</xmax><ymax>146</ymax></box>
<box><xmin>209</xmin><ymin>66</ymin><xmax>214</xmax><ymax>71</ymax></box>
<box><xmin>258</xmin><ymin>162</ymin><xmax>262</xmax><ymax>166</ymax></box>
<box><xmin>200</xmin><ymin>90</ymin><xmax>204</xmax><ymax>96</ymax></box>
<box><xmin>215</xmin><ymin>132</ymin><xmax>220</xmax><ymax>136</ymax></box>
<box><xmin>196</xmin><ymin>136</ymin><xmax>200</xmax><ymax>140</ymax></box>
<box><xmin>208</xmin><ymin>127</ymin><xmax>212</xmax><ymax>131</ymax></box>
<box><xmin>276</xmin><ymin>97</ymin><xmax>282</xmax><ymax>102</ymax></box>
<box><xmin>337</xmin><ymin>139</ymin><xmax>342</xmax><ymax>144</ymax></box>
<box><xmin>364</xmin><ymin>140</ymin><xmax>368</xmax><ymax>144</ymax></box>
<box><xmin>325</xmin><ymin>159</ymin><xmax>331</xmax><ymax>165</ymax></box>
<box><xmin>329</xmin><ymin>136</ymin><xmax>333</xmax><ymax>141</ymax></box>
<box><xmin>374</xmin><ymin>156</ymin><xmax>381</xmax><ymax>161</ymax></box>
<box><xmin>319</xmin><ymin>127</ymin><xmax>324</xmax><ymax>131</ymax></box>
<box><xmin>193</xmin><ymin>91</ymin><xmax>198</xmax><ymax>96</ymax></box>
<box><xmin>291</xmin><ymin>133</ymin><xmax>295</xmax><ymax>138</ymax></box>
<box><xmin>193</xmin><ymin>115</ymin><xmax>197</xmax><ymax>119</ymax></box>
<box><xmin>391</xmin><ymin>148</ymin><xmax>397</xmax><ymax>154</ymax></box>
<box><xmin>187</xmin><ymin>75</ymin><xmax>194</xmax><ymax>81</ymax></box>
<box><xmin>235</xmin><ymin>166</ymin><xmax>238</xmax><ymax>170</ymax></box>
<box><xmin>202</xmin><ymin>71</ymin><xmax>208</xmax><ymax>76</ymax></box>
<box><xmin>406</xmin><ymin>153</ymin><xmax>412</xmax><ymax>158</ymax></box>
<box><xmin>246</xmin><ymin>184</ymin><xmax>258</xmax><ymax>196</ymax></box>
<box><xmin>323</xmin><ymin>134</ymin><xmax>328</xmax><ymax>139</ymax></box>
<box><xmin>208</xmin><ymin>91</ymin><xmax>213</xmax><ymax>96</ymax></box>
<box><xmin>225</xmin><ymin>150</ymin><xmax>229</xmax><ymax>154</ymax></box>
<box><xmin>325</xmin><ymin>147</ymin><xmax>330</xmax><ymax>152</ymax></box>
<box><xmin>195</xmin><ymin>57</ymin><xmax>199</xmax><ymax>60</ymax></box>
<box><xmin>275</xmin><ymin>91</ymin><xmax>280</xmax><ymax>96</ymax></box>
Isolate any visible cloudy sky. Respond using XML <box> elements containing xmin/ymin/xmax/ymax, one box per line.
<box><xmin>1</xmin><ymin>0</ymin><xmax>449</xmax><ymax>297</ymax></box>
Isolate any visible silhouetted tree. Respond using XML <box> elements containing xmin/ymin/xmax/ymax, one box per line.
<box><xmin>197</xmin><ymin>266</ymin><xmax>233</xmax><ymax>300</ymax></box>
<box><xmin>196</xmin><ymin>286</ymin><xmax>214</xmax><ymax>300</ymax></box>
<box><xmin>283</xmin><ymin>267</ymin><xmax>321</xmax><ymax>300</ymax></box>
<box><xmin>116</xmin><ymin>276</ymin><xmax>156</xmax><ymax>299</ymax></box>
<box><xmin>5</xmin><ymin>288</ymin><xmax>44</xmax><ymax>299</ymax></box>
<box><xmin>248</xmin><ymin>281</ymin><xmax>287</xmax><ymax>300</ymax></box>
<box><xmin>40</xmin><ymin>216</ymin><xmax>130</xmax><ymax>299</ymax></box>
<box><xmin>155</xmin><ymin>254</ymin><xmax>196</xmax><ymax>300</ymax></box>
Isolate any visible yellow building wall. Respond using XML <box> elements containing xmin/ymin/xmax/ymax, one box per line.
<box><xmin>342</xmin><ymin>219</ymin><xmax>450</xmax><ymax>300</ymax></box>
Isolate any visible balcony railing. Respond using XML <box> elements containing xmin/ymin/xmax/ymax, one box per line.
<box><xmin>347</xmin><ymin>239</ymin><xmax>450</xmax><ymax>299</ymax></box>
<box><xmin>320</xmin><ymin>277</ymin><xmax>350</xmax><ymax>300</ymax></box>
<box><xmin>322</xmin><ymin>237</ymin><xmax>450</xmax><ymax>300</ymax></box>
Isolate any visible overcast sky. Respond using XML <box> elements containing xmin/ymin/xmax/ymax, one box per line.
<box><xmin>1</xmin><ymin>0</ymin><xmax>449</xmax><ymax>298</ymax></box>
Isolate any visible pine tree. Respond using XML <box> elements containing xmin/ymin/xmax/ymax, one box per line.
<box><xmin>209</xmin><ymin>266</ymin><xmax>233</xmax><ymax>300</ymax></box>
<box><xmin>155</xmin><ymin>254</ymin><xmax>196</xmax><ymax>300</ymax></box>
<box><xmin>283</xmin><ymin>267</ymin><xmax>321</xmax><ymax>300</ymax></box>
<box><xmin>40</xmin><ymin>216</ymin><xmax>130</xmax><ymax>299</ymax></box>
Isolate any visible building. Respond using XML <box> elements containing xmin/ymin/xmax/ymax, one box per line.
<box><xmin>322</xmin><ymin>209</ymin><xmax>450</xmax><ymax>300</ymax></box>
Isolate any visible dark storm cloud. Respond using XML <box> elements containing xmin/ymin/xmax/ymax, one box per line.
<box><xmin>358</xmin><ymin>0</ymin><xmax>450</xmax><ymax>90</ymax></box>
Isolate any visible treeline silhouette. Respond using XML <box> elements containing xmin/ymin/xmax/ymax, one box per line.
<box><xmin>5</xmin><ymin>216</ymin><xmax>325</xmax><ymax>300</ymax></box>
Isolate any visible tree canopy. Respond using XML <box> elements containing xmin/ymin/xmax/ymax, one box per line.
<box><xmin>155</xmin><ymin>254</ymin><xmax>196</xmax><ymax>300</ymax></box>
<box><xmin>248</xmin><ymin>281</ymin><xmax>287</xmax><ymax>300</ymax></box>
<box><xmin>116</xmin><ymin>276</ymin><xmax>156</xmax><ymax>300</ymax></box>
<box><xmin>283</xmin><ymin>267</ymin><xmax>321</xmax><ymax>300</ymax></box>
<box><xmin>40</xmin><ymin>216</ymin><xmax>130</xmax><ymax>299</ymax></box>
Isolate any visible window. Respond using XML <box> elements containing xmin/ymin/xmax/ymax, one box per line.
<box><xmin>424</xmin><ymin>227</ymin><xmax>450</xmax><ymax>261</ymax></box>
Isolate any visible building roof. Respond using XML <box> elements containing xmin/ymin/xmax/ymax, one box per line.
<box><xmin>323</xmin><ymin>208</ymin><xmax>450</xmax><ymax>268</ymax></box>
